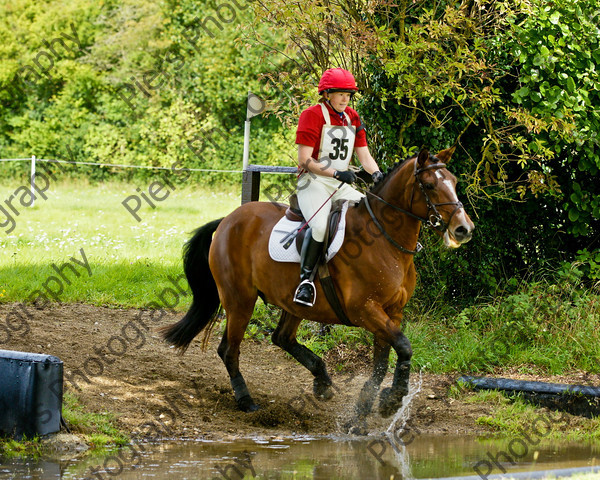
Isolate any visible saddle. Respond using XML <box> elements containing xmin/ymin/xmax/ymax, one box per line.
<box><xmin>285</xmin><ymin>193</ymin><xmax>346</xmax><ymax>255</ymax></box>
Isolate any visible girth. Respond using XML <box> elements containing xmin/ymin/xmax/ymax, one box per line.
<box><xmin>318</xmin><ymin>262</ymin><xmax>353</xmax><ymax>326</ymax></box>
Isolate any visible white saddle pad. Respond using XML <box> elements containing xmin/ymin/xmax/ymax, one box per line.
<box><xmin>268</xmin><ymin>201</ymin><xmax>350</xmax><ymax>263</ymax></box>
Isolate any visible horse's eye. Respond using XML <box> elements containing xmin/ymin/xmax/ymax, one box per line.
<box><xmin>424</xmin><ymin>183</ymin><xmax>435</xmax><ymax>190</ymax></box>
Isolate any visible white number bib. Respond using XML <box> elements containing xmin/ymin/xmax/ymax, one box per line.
<box><xmin>318</xmin><ymin>103</ymin><xmax>356</xmax><ymax>172</ymax></box>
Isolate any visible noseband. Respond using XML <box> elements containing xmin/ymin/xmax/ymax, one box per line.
<box><xmin>364</xmin><ymin>155</ymin><xmax>464</xmax><ymax>254</ymax></box>
<box><xmin>412</xmin><ymin>157</ymin><xmax>464</xmax><ymax>233</ymax></box>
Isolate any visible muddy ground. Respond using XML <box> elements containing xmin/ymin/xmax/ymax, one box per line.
<box><xmin>2</xmin><ymin>303</ymin><xmax>597</xmax><ymax>442</ymax></box>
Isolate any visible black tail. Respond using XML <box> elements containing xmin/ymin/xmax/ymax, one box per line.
<box><xmin>160</xmin><ymin>218</ymin><xmax>224</xmax><ymax>353</ymax></box>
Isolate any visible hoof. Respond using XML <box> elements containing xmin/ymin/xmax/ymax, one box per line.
<box><xmin>314</xmin><ymin>378</ymin><xmax>334</xmax><ymax>401</ymax></box>
<box><xmin>378</xmin><ymin>387</ymin><xmax>407</xmax><ymax>418</ymax></box>
<box><xmin>237</xmin><ymin>395</ymin><xmax>259</xmax><ymax>413</ymax></box>
<box><xmin>343</xmin><ymin>417</ymin><xmax>368</xmax><ymax>436</ymax></box>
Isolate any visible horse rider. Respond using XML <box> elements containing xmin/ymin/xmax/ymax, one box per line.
<box><xmin>293</xmin><ymin>68</ymin><xmax>384</xmax><ymax>306</ymax></box>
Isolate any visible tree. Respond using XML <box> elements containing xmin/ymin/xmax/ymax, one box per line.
<box><xmin>250</xmin><ymin>0</ymin><xmax>600</xmax><ymax>295</ymax></box>
<box><xmin>0</xmin><ymin>0</ymin><xmax>293</xmax><ymax>183</ymax></box>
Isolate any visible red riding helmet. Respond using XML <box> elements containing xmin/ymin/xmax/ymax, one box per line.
<box><xmin>318</xmin><ymin>68</ymin><xmax>358</xmax><ymax>94</ymax></box>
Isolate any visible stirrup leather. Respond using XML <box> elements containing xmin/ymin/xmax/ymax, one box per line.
<box><xmin>293</xmin><ymin>279</ymin><xmax>316</xmax><ymax>307</ymax></box>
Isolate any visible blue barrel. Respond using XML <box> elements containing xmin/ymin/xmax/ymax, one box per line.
<box><xmin>0</xmin><ymin>349</ymin><xmax>63</xmax><ymax>439</ymax></box>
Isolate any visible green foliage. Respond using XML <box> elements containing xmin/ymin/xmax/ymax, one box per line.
<box><xmin>0</xmin><ymin>436</ymin><xmax>43</xmax><ymax>459</ymax></box>
<box><xmin>574</xmin><ymin>249</ymin><xmax>600</xmax><ymax>280</ymax></box>
<box><xmin>470</xmin><ymin>391</ymin><xmax>600</xmax><ymax>441</ymax></box>
<box><xmin>0</xmin><ymin>0</ymin><xmax>294</xmax><ymax>184</ymax></box>
<box><xmin>363</xmin><ymin>0</ymin><xmax>600</xmax><ymax>293</ymax></box>
<box><xmin>2</xmin><ymin>0</ymin><xmax>600</xmax><ymax>299</ymax></box>
<box><xmin>0</xmin><ymin>181</ymin><xmax>239</xmax><ymax>308</ymax></box>
<box><xmin>0</xmin><ymin>392</ymin><xmax>126</xmax><ymax>458</ymax></box>
<box><xmin>249</xmin><ymin>266</ymin><xmax>599</xmax><ymax>376</ymax></box>
<box><xmin>1</xmin><ymin>181</ymin><xmax>598</xmax><ymax>377</ymax></box>
<box><xmin>440</xmin><ymin>273</ymin><xmax>600</xmax><ymax>373</ymax></box>
<box><xmin>250</xmin><ymin>0</ymin><xmax>600</xmax><ymax>296</ymax></box>
<box><xmin>505</xmin><ymin>0</ymin><xmax>600</xmax><ymax>240</ymax></box>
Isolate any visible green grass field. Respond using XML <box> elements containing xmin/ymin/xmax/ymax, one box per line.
<box><xmin>0</xmin><ymin>179</ymin><xmax>239</xmax><ymax>308</ymax></box>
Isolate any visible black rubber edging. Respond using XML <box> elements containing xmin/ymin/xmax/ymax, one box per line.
<box><xmin>458</xmin><ymin>376</ymin><xmax>600</xmax><ymax>418</ymax></box>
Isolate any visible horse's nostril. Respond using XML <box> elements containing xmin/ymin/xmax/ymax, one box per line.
<box><xmin>454</xmin><ymin>226</ymin><xmax>471</xmax><ymax>241</ymax></box>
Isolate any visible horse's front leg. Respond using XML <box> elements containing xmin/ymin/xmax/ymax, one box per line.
<box><xmin>345</xmin><ymin>335</ymin><xmax>390</xmax><ymax>435</ymax></box>
<box><xmin>343</xmin><ymin>302</ymin><xmax>413</xmax><ymax>432</ymax></box>
<box><xmin>378</xmin><ymin>330</ymin><xmax>412</xmax><ymax>418</ymax></box>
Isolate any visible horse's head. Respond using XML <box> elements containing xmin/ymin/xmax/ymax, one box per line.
<box><xmin>409</xmin><ymin>147</ymin><xmax>474</xmax><ymax>247</ymax></box>
<box><xmin>372</xmin><ymin>147</ymin><xmax>474</xmax><ymax>249</ymax></box>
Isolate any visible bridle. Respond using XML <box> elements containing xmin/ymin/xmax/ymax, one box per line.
<box><xmin>364</xmin><ymin>155</ymin><xmax>464</xmax><ymax>255</ymax></box>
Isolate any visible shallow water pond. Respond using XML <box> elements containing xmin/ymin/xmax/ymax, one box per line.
<box><xmin>2</xmin><ymin>434</ymin><xmax>600</xmax><ymax>480</ymax></box>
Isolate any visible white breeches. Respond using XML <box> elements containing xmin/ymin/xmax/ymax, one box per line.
<box><xmin>296</xmin><ymin>175</ymin><xmax>364</xmax><ymax>242</ymax></box>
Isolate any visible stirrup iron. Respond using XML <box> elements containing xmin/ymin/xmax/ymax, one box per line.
<box><xmin>293</xmin><ymin>279</ymin><xmax>316</xmax><ymax>307</ymax></box>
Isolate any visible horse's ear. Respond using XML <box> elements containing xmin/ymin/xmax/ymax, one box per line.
<box><xmin>435</xmin><ymin>146</ymin><xmax>456</xmax><ymax>164</ymax></box>
<box><xmin>417</xmin><ymin>148</ymin><xmax>429</xmax><ymax>168</ymax></box>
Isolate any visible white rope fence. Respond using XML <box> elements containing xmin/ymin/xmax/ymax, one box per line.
<box><xmin>1</xmin><ymin>155</ymin><xmax>298</xmax><ymax>206</ymax></box>
<box><xmin>0</xmin><ymin>156</ymin><xmax>245</xmax><ymax>207</ymax></box>
<box><xmin>0</xmin><ymin>156</ymin><xmax>244</xmax><ymax>173</ymax></box>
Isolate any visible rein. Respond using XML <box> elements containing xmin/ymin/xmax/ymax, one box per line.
<box><xmin>364</xmin><ymin>195</ymin><xmax>422</xmax><ymax>254</ymax></box>
<box><xmin>364</xmin><ymin>156</ymin><xmax>464</xmax><ymax>255</ymax></box>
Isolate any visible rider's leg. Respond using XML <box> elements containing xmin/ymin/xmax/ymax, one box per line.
<box><xmin>293</xmin><ymin>228</ymin><xmax>323</xmax><ymax>306</ymax></box>
<box><xmin>333</xmin><ymin>183</ymin><xmax>365</xmax><ymax>203</ymax></box>
<box><xmin>294</xmin><ymin>180</ymin><xmax>332</xmax><ymax>306</ymax></box>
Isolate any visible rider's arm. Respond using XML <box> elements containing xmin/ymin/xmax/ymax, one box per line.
<box><xmin>298</xmin><ymin>144</ymin><xmax>336</xmax><ymax>178</ymax></box>
<box><xmin>355</xmin><ymin>146</ymin><xmax>380</xmax><ymax>175</ymax></box>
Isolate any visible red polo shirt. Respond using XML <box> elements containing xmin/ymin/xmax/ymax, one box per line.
<box><xmin>295</xmin><ymin>102</ymin><xmax>367</xmax><ymax>160</ymax></box>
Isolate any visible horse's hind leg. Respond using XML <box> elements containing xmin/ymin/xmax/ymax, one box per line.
<box><xmin>271</xmin><ymin>310</ymin><xmax>334</xmax><ymax>400</ymax></box>
<box><xmin>217</xmin><ymin>303</ymin><xmax>259</xmax><ymax>412</ymax></box>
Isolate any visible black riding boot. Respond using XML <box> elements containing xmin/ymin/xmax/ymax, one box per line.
<box><xmin>293</xmin><ymin>231</ymin><xmax>324</xmax><ymax>307</ymax></box>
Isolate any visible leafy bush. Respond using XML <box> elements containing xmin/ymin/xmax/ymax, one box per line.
<box><xmin>446</xmin><ymin>269</ymin><xmax>600</xmax><ymax>372</ymax></box>
<box><xmin>250</xmin><ymin>0</ymin><xmax>600</xmax><ymax>295</ymax></box>
<box><xmin>0</xmin><ymin>0</ymin><xmax>294</xmax><ymax>185</ymax></box>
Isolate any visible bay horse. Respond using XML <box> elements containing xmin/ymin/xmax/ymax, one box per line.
<box><xmin>160</xmin><ymin>147</ymin><xmax>474</xmax><ymax>433</ymax></box>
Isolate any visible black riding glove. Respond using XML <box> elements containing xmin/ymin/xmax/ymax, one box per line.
<box><xmin>372</xmin><ymin>171</ymin><xmax>384</xmax><ymax>184</ymax></box>
<box><xmin>334</xmin><ymin>170</ymin><xmax>357</xmax><ymax>184</ymax></box>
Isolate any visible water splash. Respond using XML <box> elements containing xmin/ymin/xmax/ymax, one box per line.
<box><xmin>385</xmin><ymin>371</ymin><xmax>423</xmax><ymax>441</ymax></box>
<box><xmin>384</xmin><ymin>371</ymin><xmax>423</xmax><ymax>479</ymax></box>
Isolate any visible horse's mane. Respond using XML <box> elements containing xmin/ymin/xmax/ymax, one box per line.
<box><xmin>357</xmin><ymin>153</ymin><xmax>417</xmax><ymax>206</ymax></box>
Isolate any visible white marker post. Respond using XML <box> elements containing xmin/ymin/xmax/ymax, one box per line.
<box><xmin>31</xmin><ymin>155</ymin><xmax>36</xmax><ymax>207</ymax></box>
<box><xmin>242</xmin><ymin>92</ymin><xmax>266</xmax><ymax>171</ymax></box>
<box><xmin>241</xmin><ymin>92</ymin><xmax>267</xmax><ymax>204</ymax></box>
